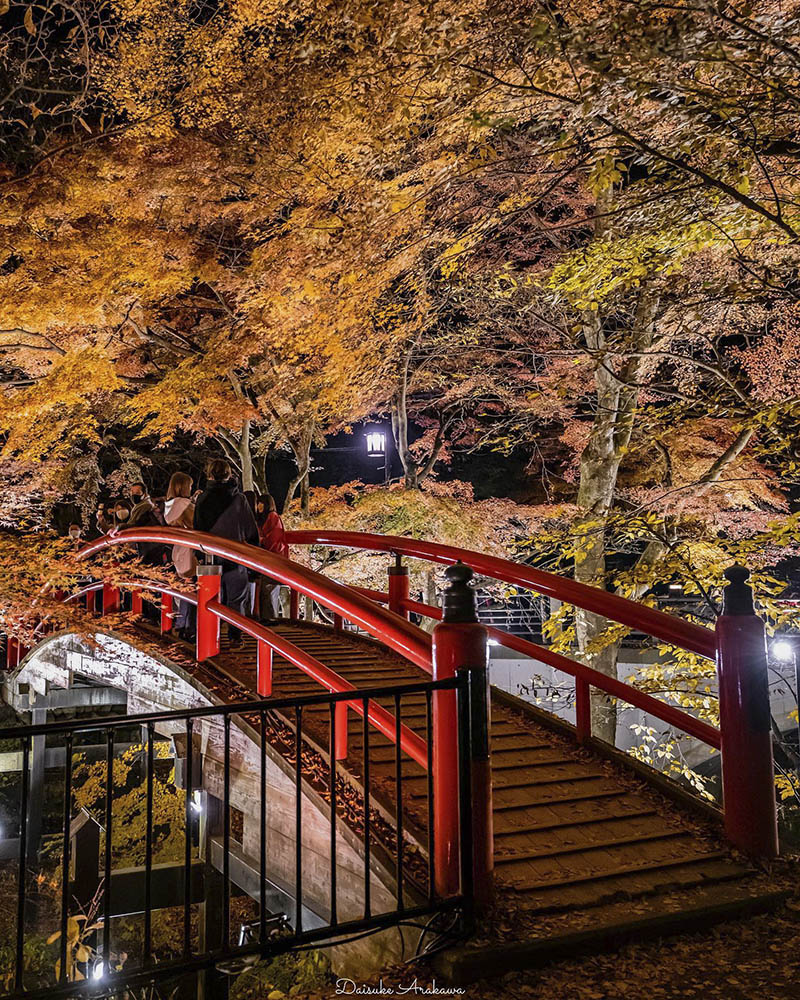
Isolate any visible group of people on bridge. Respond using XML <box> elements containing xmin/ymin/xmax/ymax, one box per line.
<box><xmin>81</xmin><ymin>459</ymin><xmax>289</xmax><ymax>647</ymax></box>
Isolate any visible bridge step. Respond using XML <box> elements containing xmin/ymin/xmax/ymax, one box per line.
<box><xmin>431</xmin><ymin>882</ymin><xmax>788</xmax><ymax>985</ymax></box>
<box><xmin>129</xmin><ymin>619</ymin><xmax>767</xmax><ymax>957</ymax></box>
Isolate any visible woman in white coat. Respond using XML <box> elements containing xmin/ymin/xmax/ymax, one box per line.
<box><xmin>164</xmin><ymin>472</ymin><xmax>198</xmax><ymax>640</ymax></box>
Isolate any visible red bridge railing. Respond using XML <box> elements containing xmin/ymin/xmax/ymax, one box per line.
<box><xmin>3</xmin><ymin>524</ymin><xmax>779</xmax><ymax>908</ymax></box>
<box><xmin>287</xmin><ymin>529</ymin><xmax>779</xmax><ymax>861</ymax></box>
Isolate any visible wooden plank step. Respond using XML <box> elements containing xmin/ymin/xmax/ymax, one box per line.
<box><xmin>490</xmin><ymin>751</ymin><xmax>578</xmax><ymax>771</ymax></box>
<box><xmin>499</xmin><ymin>850</ymin><xmax>729</xmax><ymax>893</ymax></box>
<box><xmin>488</xmin><ymin>744</ymin><xmax>567</xmax><ymax>762</ymax></box>
<box><xmin>492</xmin><ymin>785</ymin><xmax>637</xmax><ymax>811</ymax></box>
<box><xmin>431</xmin><ymin>882</ymin><xmax>786</xmax><ymax>985</ymax></box>
<box><xmin>495</xmin><ymin>828</ymin><xmax>693</xmax><ymax>864</ymax></box>
<box><xmin>493</xmin><ymin>765</ymin><xmax>608</xmax><ymax>790</ymax></box>
<box><xmin>493</xmin><ymin>803</ymin><xmax>658</xmax><ymax>837</ymax></box>
<box><xmin>512</xmin><ymin>858</ymin><xmax>751</xmax><ymax>914</ymax></box>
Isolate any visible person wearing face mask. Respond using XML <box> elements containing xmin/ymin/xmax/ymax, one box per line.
<box><xmin>129</xmin><ymin>481</ymin><xmax>164</xmax><ymax>525</ymax></box>
<box><xmin>113</xmin><ymin>499</ymin><xmax>132</xmax><ymax>525</ymax></box>
<box><xmin>96</xmin><ymin>502</ymin><xmax>115</xmax><ymax>535</ymax></box>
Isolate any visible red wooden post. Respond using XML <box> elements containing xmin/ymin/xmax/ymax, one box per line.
<box><xmin>388</xmin><ymin>554</ymin><xmax>409</xmax><ymax>619</ymax></box>
<box><xmin>333</xmin><ymin>613</ymin><xmax>343</xmax><ymax>631</ymax></box>
<box><xmin>575</xmin><ymin>676</ymin><xmax>591</xmax><ymax>743</ymax></box>
<box><xmin>257</xmin><ymin>641</ymin><xmax>273</xmax><ymax>697</ymax></box>
<box><xmin>197</xmin><ymin>566</ymin><xmax>222</xmax><ymax>661</ymax></box>
<box><xmin>335</xmin><ymin>702</ymin><xmax>348</xmax><ymax>760</ymax></box>
<box><xmin>102</xmin><ymin>582</ymin><xmax>120</xmax><ymax>615</ymax></box>
<box><xmin>7</xmin><ymin>637</ymin><xmax>19</xmax><ymax>669</ymax></box>
<box><xmin>716</xmin><ymin>565</ymin><xmax>779</xmax><ymax>859</ymax></box>
<box><xmin>86</xmin><ymin>589</ymin><xmax>97</xmax><ymax>614</ymax></box>
<box><xmin>131</xmin><ymin>589</ymin><xmax>143</xmax><ymax>617</ymax></box>
<box><xmin>160</xmin><ymin>592</ymin><xmax>173</xmax><ymax>633</ymax></box>
<box><xmin>432</xmin><ymin>563</ymin><xmax>493</xmax><ymax>908</ymax></box>
<box><xmin>290</xmin><ymin>589</ymin><xmax>299</xmax><ymax>620</ymax></box>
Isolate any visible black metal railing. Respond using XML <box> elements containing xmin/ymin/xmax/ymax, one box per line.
<box><xmin>0</xmin><ymin>676</ymin><xmax>472</xmax><ymax>999</ymax></box>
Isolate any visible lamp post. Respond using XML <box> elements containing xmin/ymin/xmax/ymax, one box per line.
<box><xmin>365</xmin><ymin>427</ymin><xmax>390</xmax><ymax>485</ymax></box>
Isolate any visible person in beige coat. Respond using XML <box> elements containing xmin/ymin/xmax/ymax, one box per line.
<box><xmin>164</xmin><ymin>472</ymin><xmax>198</xmax><ymax>640</ymax></box>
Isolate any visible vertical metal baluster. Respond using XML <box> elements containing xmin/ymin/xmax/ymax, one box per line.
<box><xmin>59</xmin><ymin>733</ymin><xmax>73</xmax><ymax>983</ymax></box>
<box><xmin>15</xmin><ymin>735</ymin><xmax>30</xmax><ymax>992</ymax></box>
<box><xmin>223</xmin><ymin>714</ymin><xmax>231</xmax><ymax>952</ymax></box>
<box><xmin>425</xmin><ymin>689</ymin><xmax>435</xmax><ymax>902</ymax></box>
<box><xmin>144</xmin><ymin>723</ymin><xmax>154</xmax><ymax>967</ymax></box>
<box><xmin>362</xmin><ymin>697</ymin><xmax>370</xmax><ymax>920</ymax></box>
<box><xmin>329</xmin><ymin>699</ymin><xmax>337</xmax><ymax>927</ymax></box>
<box><xmin>259</xmin><ymin>710</ymin><xmax>267</xmax><ymax>946</ymax></box>
<box><xmin>394</xmin><ymin>692</ymin><xmax>403</xmax><ymax>912</ymax></box>
<box><xmin>103</xmin><ymin>728</ymin><xmax>113</xmax><ymax>974</ymax></box>
<box><xmin>295</xmin><ymin>706</ymin><xmax>303</xmax><ymax>936</ymax></box>
<box><xmin>184</xmin><ymin>718</ymin><xmax>193</xmax><ymax>957</ymax></box>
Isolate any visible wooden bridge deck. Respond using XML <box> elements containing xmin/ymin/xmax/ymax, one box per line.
<box><xmin>215</xmin><ymin>621</ymin><xmax>761</xmax><ymax>917</ymax></box>
<box><xmin>117</xmin><ymin>616</ymin><xmax>780</xmax><ymax>957</ymax></box>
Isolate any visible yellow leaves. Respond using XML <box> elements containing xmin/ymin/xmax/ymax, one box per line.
<box><xmin>0</xmin><ymin>348</ymin><xmax>123</xmax><ymax>463</ymax></box>
<box><xmin>587</xmin><ymin>154</ymin><xmax>626</xmax><ymax>197</ymax></box>
<box><xmin>23</xmin><ymin>6</ymin><xmax>35</xmax><ymax>35</ymax></box>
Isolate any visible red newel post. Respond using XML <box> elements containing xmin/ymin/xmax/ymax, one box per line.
<box><xmin>335</xmin><ymin>701</ymin><xmax>348</xmax><ymax>760</ymax></box>
<box><xmin>716</xmin><ymin>565</ymin><xmax>779</xmax><ymax>859</ymax></box>
<box><xmin>388</xmin><ymin>554</ymin><xmax>409</xmax><ymax>619</ymax></box>
<box><xmin>257</xmin><ymin>641</ymin><xmax>272</xmax><ymax>697</ymax></box>
<box><xmin>131</xmin><ymin>589</ymin><xmax>143</xmax><ymax>617</ymax></box>
<box><xmin>432</xmin><ymin>562</ymin><xmax>493</xmax><ymax>908</ymax></box>
<box><xmin>289</xmin><ymin>589</ymin><xmax>299</xmax><ymax>620</ymax></box>
<box><xmin>102</xmin><ymin>582</ymin><xmax>120</xmax><ymax>615</ymax></box>
<box><xmin>196</xmin><ymin>565</ymin><xmax>222</xmax><ymax>661</ymax></box>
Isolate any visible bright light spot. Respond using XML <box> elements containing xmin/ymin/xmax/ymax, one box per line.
<box><xmin>92</xmin><ymin>961</ymin><xmax>105</xmax><ymax>981</ymax></box>
<box><xmin>366</xmin><ymin>430</ymin><xmax>386</xmax><ymax>456</ymax></box>
<box><xmin>488</xmin><ymin>639</ymin><xmax>499</xmax><ymax>647</ymax></box>
<box><xmin>191</xmin><ymin>790</ymin><xmax>203</xmax><ymax>814</ymax></box>
<box><xmin>668</xmin><ymin>583</ymin><xmax>682</xmax><ymax>591</ymax></box>
<box><xmin>772</xmin><ymin>639</ymin><xmax>794</xmax><ymax>662</ymax></box>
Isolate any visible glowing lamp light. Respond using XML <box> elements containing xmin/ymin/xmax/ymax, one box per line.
<box><xmin>771</xmin><ymin>639</ymin><xmax>795</xmax><ymax>663</ymax></box>
<box><xmin>190</xmin><ymin>790</ymin><xmax>203</xmax><ymax>814</ymax></box>
<box><xmin>91</xmin><ymin>960</ymin><xmax>105</xmax><ymax>982</ymax></box>
<box><xmin>366</xmin><ymin>430</ymin><xmax>386</xmax><ymax>457</ymax></box>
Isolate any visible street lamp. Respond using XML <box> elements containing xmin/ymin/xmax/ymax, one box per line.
<box><xmin>366</xmin><ymin>430</ymin><xmax>386</xmax><ymax>457</ymax></box>
<box><xmin>365</xmin><ymin>427</ymin><xmax>390</xmax><ymax>484</ymax></box>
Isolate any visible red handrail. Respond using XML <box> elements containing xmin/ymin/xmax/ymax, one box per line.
<box><xmin>57</xmin><ymin>573</ymin><xmax>427</xmax><ymax>765</ymax></box>
<box><xmin>206</xmin><ymin>600</ymin><xmax>428</xmax><ymax>766</ymax></box>
<box><xmin>79</xmin><ymin>529</ymin><xmax>432</xmax><ymax>671</ymax></box>
<box><xmin>286</xmin><ymin>530</ymin><xmax>716</xmax><ymax>660</ymax></box>
<box><xmin>399</xmin><ymin>596</ymin><xmax>720</xmax><ymax>749</ymax></box>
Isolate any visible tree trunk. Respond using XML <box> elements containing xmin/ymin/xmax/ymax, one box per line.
<box><xmin>574</xmin><ymin>289</ymin><xmax>659</xmax><ymax>744</ymax></box>
<box><xmin>391</xmin><ymin>394</ymin><xmax>418</xmax><ymax>489</ymax></box>
<box><xmin>237</xmin><ymin>420</ymin><xmax>254</xmax><ymax>493</ymax></box>
<box><xmin>285</xmin><ymin>418</ymin><xmax>314</xmax><ymax>515</ymax></box>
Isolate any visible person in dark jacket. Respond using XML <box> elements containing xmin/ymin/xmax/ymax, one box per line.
<box><xmin>194</xmin><ymin>459</ymin><xmax>259</xmax><ymax>648</ymax></box>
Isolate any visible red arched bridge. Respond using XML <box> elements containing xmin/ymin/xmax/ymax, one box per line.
<box><xmin>0</xmin><ymin>527</ymin><xmax>783</xmax><ymax>997</ymax></box>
